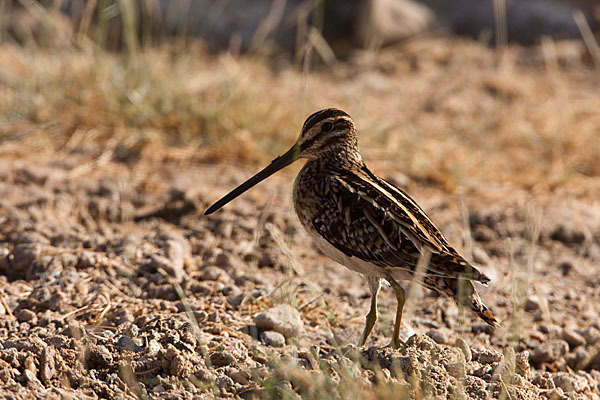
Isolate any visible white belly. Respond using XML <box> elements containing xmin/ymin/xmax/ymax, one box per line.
<box><xmin>306</xmin><ymin>225</ymin><xmax>413</xmax><ymax>283</ymax></box>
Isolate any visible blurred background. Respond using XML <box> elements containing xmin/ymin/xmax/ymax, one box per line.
<box><xmin>1</xmin><ymin>0</ymin><xmax>599</xmax><ymax>185</ymax></box>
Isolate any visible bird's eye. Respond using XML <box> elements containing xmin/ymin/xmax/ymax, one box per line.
<box><xmin>321</xmin><ymin>122</ymin><xmax>333</xmax><ymax>133</ymax></box>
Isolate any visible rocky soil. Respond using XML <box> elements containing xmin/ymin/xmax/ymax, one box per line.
<box><xmin>1</xmin><ymin>147</ymin><xmax>600</xmax><ymax>399</ymax></box>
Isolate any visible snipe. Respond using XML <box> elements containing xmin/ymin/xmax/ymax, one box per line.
<box><xmin>205</xmin><ymin>108</ymin><xmax>498</xmax><ymax>347</ymax></box>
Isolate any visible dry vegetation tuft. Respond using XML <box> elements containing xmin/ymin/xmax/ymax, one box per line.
<box><xmin>1</xmin><ymin>27</ymin><xmax>599</xmax><ymax>195</ymax></box>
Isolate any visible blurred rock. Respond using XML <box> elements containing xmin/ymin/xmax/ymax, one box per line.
<box><xmin>133</xmin><ymin>188</ymin><xmax>197</xmax><ymax>223</ymax></box>
<box><xmin>199</xmin><ymin>266</ymin><xmax>230</xmax><ymax>282</ymax></box>
<box><xmin>87</xmin><ymin>344</ymin><xmax>113</xmax><ymax>368</ymax></box>
<box><xmin>210</xmin><ymin>351</ymin><xmax>236</xmax><ymax>368</ymax></box>
<box><xmin>455</xmin><ymin>337</ymin><xmax>472</xmax><ymax>362</ymax></box>
<box><xmin>15</xmin><ymin>309</ymin><xmax>37</xmax><ymax>324</ymax></box>
<box><xmin>356</xmin><ymin>0</ymin><xmax>433</xmax><ymax>47</ymax></box>
<box><xmin>531</xmin><ymin>340</ymin><xmax>569</xmax><ymax>366</ymax></box>
<box><xmin>471</xmin><ymin>322</ymin><xmax>495</xmax><ymax>335</ymax></box>
<box><xmin>472</xmin><ymin>246</ymin><xmax>491</xmax><ymax>266</ymax></box>
<box><xmin>4</xmin><ymin>7</ymin><xmax>72</xmax><ymax>48</ymax></box>
<box><xmin>225</xmin><ymin>367</ymin><xmax>251</xmax><ymax>385</ymax></box>
<box><xmin>549</xmin><ymin>224</ymin><xmax>586</xmax><ymax>246</ymax></box>
<box><xmin>581</xmin><ymin>326</ymin><xmax>600</xmax><ymax>345</ymax></box>
<box><xmin>117</xmin><ymin>336</ymin><xmax>142</xmax><ymax>352</ymax></box>
<box><xmin>557</xmin><ymin>259</ymin><xmax>575</xmax><ymax>276</ymax></box>
<box><xmin>217</xmin><ymin>375</ymin><xmax>235</xmax><ymax>394</ymax></box>
<box><xmin>524</xmin><ymin>295</ymin><xmax>544</xmax><ymax>312</ymax></box>
<box><xmin>473</xmin><ymin>348</ymin><xmax>503</xmax><ymax>364</ymax></box>
<box><xmin>552</xmin><ymin>372</ymin><xmax>589</xmax><ymax>393</ymax></box>
<box><xmin>416</xmin><ymin>0</ymin><xmax>599</xmax><ymax>45</ymax></box>
<box><xmin>445</xmin><ymin>361</ymin><xmax>466</xmax><ymax>379</ymax></box>
<box><xmin>254</xmin><ymin>304</ymin><xmax>304</xmax><ymax>338</ymax></box>
<box><xmin>426</xmin><ymin>328</ymin><xmax>450</xmax><ymax>344</ymax></box>
<box><xmin>532</xmin><ymin>372</ymin><xmax>556</xmax><ymax>389</ymax></box>
<box><xmin>164</xmin><ymin>238</ymin><xmax>186</xmax><ymax>281</ymax></box>
<box><xmin>562</xmin><ymin>327</ymin><xmax>586</xmax><ymax>349</ymax></box>
<box><xmin>10</xmin><ymin>243</ymin><xmax>43</xmax><ymax>281</ymax></box>
<box><xmin>515</xmin><ymin>351</ymin><xmax>530</xmax><ymax>378</ymax></box>
<box><xmin>566</xmin><ymin>348</ymin><xmax>588</xmax><ymax>370</ymax></box>
<box><xmin>215</xmin><ymin>252</ymin><xmax>235</xmax><ymax>270</ymax></box>
<box><xmin>40</xmin><ymin>347</ymin><xmax>57</xmax><ymax>384</ymax></box>
<box><xmin>260</xmin><ymin>331</ymin><xmax>285</xmax><ymax>347</ymax></box>
<box><xmin>221</xmin><ymin>284</ymin><xmax>242</xmax><ymax>297</ymax></box>
<box><xmin>587</xmin><ymin>349</ymin><xmax>600</xmax><ymax>371</ymax></box>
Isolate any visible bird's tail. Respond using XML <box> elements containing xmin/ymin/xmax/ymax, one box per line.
<box><xmin>423</xmin><ymin>276</ymin><xmax>499</xmax><ymax>328</ymax></box>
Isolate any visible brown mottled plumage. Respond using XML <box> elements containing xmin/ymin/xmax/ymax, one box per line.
<box><xmin>205</xmin><ymin>108</ymin><xmax>498</xmax><ymax>347</ymax></box>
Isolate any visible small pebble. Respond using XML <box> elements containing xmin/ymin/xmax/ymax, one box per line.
<box><xmin>254</xmin><ymin>304</ymin><xmax>304</xmax><ymax>338</ymax></box>
<box><xmin>23</xmin><ymin>369</ymin><xmax>43</xmax><ymax>389</ymax></box>
<box><xmin>455</xmin><ymin>337</ymin><xmax>472</xmax><ymax>362</ymax></box>
<box><xmin>88</xmin><ymin>345</ymin><xmax>113</xmax><ymax>368</ymax></box>
<box><xmin>15</xmin><ymin>309</ymin><xmax>37</xmax><ymax>324</ymax></box>
<box><xmin>199</xmin><ymin>266</ymin><xmax>230</xmax><ymax>282</ymax></box>
<box><xmin>531</xmin><ymin>340</ymin><xmax>569</xmax><ymax>366</ymax></box>
<box><xmin>260</xmin><ymin>331</ymin><xmax>285</xmax><ymax>347</ymax></box>
<box><xmin>225</xmin><ymin>367</ymin><xmax>250</xmax><ymax>385</ymax></box>
<box><xmin>170</xmin><ymin>354</ymin><xmax>193</xmax><ymax>377</ymax></box>
<box><xmin>524</xmin><ymin>295</ymin><xmax>542</xmax><ymax>312</ymax></box>
<box><xmin>561</xmin><ymin>326</ymin><xmax>585</xmax><ymax>348</ymax></box>
<box><xmin>473</xmin><ymin>348</ymin><xmax>503</xmax><ymax>364</ymax></box>
<box><xmin>210</xmin><ymin>351</ymin><xmax>236</xmax><ymax>367</ymax></box>
<box><xmin>566</xmin><ymin>348</ymin><xmax>589</xmax><ymax>369</ymax></box>
<box><xmin>217</xmin><ymin>375</ymin><xmax>235</xmax><ymax>393</ymax></box>
<box><xmin>426</xmin><ymin>328</ymin><xmax>449</xmax><ymax>344</ymax></box>
<box><xmin>579</xmin><ymin>326</ymin><xmax>600</xmax><ymax>345</ymax></box>
<box><xmin>40</xmin><ymin>347</ymin><xmax>57</xmax><ymax>383</ymax></box>
<box><xmin>552</xmin><ymin>372</ymin><xmax>589</xmax><ymax>393</ymax></box>
<box><xmin>472</xmin><ymin>246</ymin><xmax>490</xmax><ymax>265</ymax></box>
<box><xmin>117</xmin><ymin>336</ymin><xmax>142</xmax><ymax>352</ymax></box>
<box><xmin>515</xmin><ymin>351</ymin><xmax>530</xmax><ymax>378</ymax></box>
<box><xmin>471</xmin><ymin>323</ymin><xmax>495</xmax><ymax>335</ymax></box>
<box><xmin>147</xmin><ymin>339</ymin><xmax>162</xmax><ymax>356</ymax></box>
<box><xmin>445</xmin><ymin>361</ymin><xmax>466</xmax><ymax>379</ymax></box>
<box><xmin>122</xmin><ymin>323</ymin><xmax>139</xmax><ymax>338</ymax></box>
<box><xmin>557</xmin><ymin>259</ymin><xmax>575</xmax><ymax>276</ymax></box>
<box><xmin>215</xmin><ymin>253</ymin><xmax>233</xmax><ymax>269</ymax></box>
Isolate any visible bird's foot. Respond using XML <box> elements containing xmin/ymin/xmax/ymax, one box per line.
<box><xmin>390</xmin><ymin>336</ymin><xmax>406</xmax><ymax>349</ymax></box>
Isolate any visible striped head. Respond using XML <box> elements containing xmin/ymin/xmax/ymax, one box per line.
<box><xmin>296</xmin><ymin>108</ymin><xmax>359</xmax><ymax>160</ymax></box>
<box><xmin>204</xmin><ymin>108</ymin><xmax>359</xmax><ymax>215</ymax></box>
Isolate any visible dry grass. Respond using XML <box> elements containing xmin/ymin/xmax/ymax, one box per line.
<box><xmin>1</xmin><ymin>19</ymin><xmax>599</xmax><ymax>198</ymax></box>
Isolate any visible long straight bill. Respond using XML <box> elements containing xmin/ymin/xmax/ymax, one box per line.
<box><xmin>204</xmin><ymin>145</ymin><xmax>299</xmax><ymax>215</ymax></box>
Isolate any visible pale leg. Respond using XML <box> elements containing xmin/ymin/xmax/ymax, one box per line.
<box><xmin>387</xmin><ymin>276</ymin><xmax>406</xmax><ymax>348</ymax></box>
<box><xmin>358</xmin><ymin>276</ymin><xmax>381</xmax><ymax>347</ymax></box>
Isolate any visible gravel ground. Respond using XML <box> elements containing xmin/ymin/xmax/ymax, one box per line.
<box><xmin>1</xmin><ymin>150</ymin><xmax>600</xmax><ymax>399</ymax></box>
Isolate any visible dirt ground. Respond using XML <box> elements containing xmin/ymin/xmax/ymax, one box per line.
<box><xmin>1</xmin><ymin>143</ymin><xmax>600</xmax><ymax>399</ymax></box>
<box><xmin>1</xmin><ymin>33</ymin><xmax>600</xmax><ymax>399</ymax></box>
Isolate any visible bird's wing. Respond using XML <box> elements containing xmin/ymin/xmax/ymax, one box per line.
<box><xmin>310</xmin><ymin>168</ymin><xmax>489</xmax><ymax>283</ymax></box>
